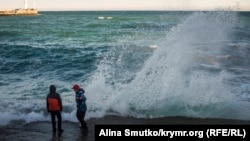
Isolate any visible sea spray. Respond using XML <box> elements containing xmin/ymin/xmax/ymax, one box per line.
<box><xmin>0</xmin><ymin>11</ymin><xmax>250</xmax><ymax>125</ymax></box>
<box><xmin>86</xmin><ymin>11</ymin><xmax>250</xmax><ymax>120</ymax></box>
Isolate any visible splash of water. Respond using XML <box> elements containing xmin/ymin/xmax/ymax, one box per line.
<box><xmin>86</xmin><ymin>11</ymin><xmax>250</xmax><ymax>120</ymax></box>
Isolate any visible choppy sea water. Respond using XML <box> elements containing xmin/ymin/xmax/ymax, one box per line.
<box><xmin>0</xmin><ymin>11</ymin><xmax>250</xmax><ymax>125</ymax></box>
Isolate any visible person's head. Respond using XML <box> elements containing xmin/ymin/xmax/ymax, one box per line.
<box><xmin>50</xmin><ymin>85</ymin><xmax>56</xmax><ymax>93</ymax></box>
<box><xmin>72</xmin><ymin>84</ymin><xmax>80</xmax><ymax>92</ymax></box>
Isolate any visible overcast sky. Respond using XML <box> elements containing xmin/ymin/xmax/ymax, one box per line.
<box><xmin>1</xmin><ymin>0</ymin><xmax>250</xmax><ymax>11</ymax></box>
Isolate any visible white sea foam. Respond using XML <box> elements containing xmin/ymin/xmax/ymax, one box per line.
<box><xmin>85</xmin><ymin>11</ymin><xmax>250</xmax><ymax>120</ymax></box>
<box><xmin>1</xmin><ymin>11</ymin><xmax>250</xmax><ymax>125</ymax></box>
<box><xmin>98</xmin><ymin>16</ymin><xmax>113</xmax><ymax>20</ymax></box>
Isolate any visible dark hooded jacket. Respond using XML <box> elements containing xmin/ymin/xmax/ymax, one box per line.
<box><xmin>75</xmin><ymin>88</ymin><xmax>87</xmax><ymax>112</ymax></box>
<box><xmin>46</xmin><ymin>85</ymin><xmax>63</xmax><ymax>112</ymax></box>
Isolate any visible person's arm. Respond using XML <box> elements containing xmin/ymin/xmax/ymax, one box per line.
<box><xmin>46</xmin><ymin>95</ymin><xmax>49</xmax><ymax>112</ymax></box>
<box><xmin>79</xmin><ymin>89</ymin><xmax>86</xmax><ymax>101</ymax></box>
<box><xmin>58</xmin><ymin>94</ymin><xmax>63</xmax><ymax>111</ymax></box>
<box><xmin>81</xmin><ymin>95</ymin><xmax>86</xmax><ymax>102</ymax></box>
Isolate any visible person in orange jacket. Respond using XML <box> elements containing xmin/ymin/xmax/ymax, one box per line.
<box><xmin>46</xmin><ymin>84</ymin><xmax>63</xmax><ymax>133</ymax></box>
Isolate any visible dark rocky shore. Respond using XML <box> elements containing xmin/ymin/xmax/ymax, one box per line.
<box><xmin>0</xmin><ymin>115</ymin><xmax>249</xmax><ymax>141</ymax></box>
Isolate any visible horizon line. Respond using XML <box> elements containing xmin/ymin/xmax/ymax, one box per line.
<box><xmin>36</xmin><ymin>9</ymin><xmax>250</xmax><ymax>12</ymax></box>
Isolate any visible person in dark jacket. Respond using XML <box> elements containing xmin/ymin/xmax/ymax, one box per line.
<box><xmin>47</xmin><ymin>85</ymin><xmax>63</xmax><ymax>133</ymax></box>
<box><xmin>72</xmin><ymin>84</ymin><xmax>88</xmax><ymax>133</ymax></box>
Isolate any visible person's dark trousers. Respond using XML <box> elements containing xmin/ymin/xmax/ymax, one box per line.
<box><xmin>76</xmin><ymin>109</ymin><xmax>88</xmax><ymax>131</ymax></box>
<box><xmin>50</xmin><ymin>111</ymin><xmax>62</xmax><ymax>132</ymax></box>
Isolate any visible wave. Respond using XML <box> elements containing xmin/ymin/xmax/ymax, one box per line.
<box><xmin>85</xmin><ymin>11</ymin><xmax>250</xmax><ymax>120</ymax></box>
<box><xmin>0</xmin><ymin>11</ymin><xmax>250</xmax><ymax>126</ymax></box>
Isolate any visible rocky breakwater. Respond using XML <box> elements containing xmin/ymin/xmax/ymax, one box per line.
<box><xmin>0</xmin><ymin>8</ymin><xmax>38</xmax><ymax>16</ymax></box>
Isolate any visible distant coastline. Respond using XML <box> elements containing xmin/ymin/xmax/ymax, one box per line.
<box><xmin>0</xmin><ymin>0</ymin><xmax>38</xmax><ymax>16</ymax></box>
<box><xmin>0</xmin><ymin>8</ymin><xmax>38</xmax><ymax>16</ymax></box>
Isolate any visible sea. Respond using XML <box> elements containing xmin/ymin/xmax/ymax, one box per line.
<box><xmin>0</xmin><ymin>11</ymin><xmax>250</xmax><ymax>125</ymax></box>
